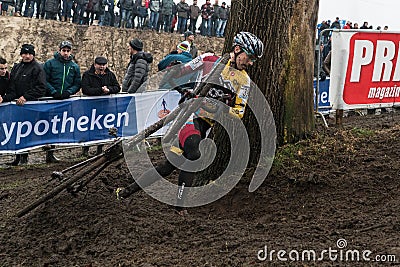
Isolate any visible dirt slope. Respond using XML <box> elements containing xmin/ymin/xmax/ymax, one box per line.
<box><xmin>0</xmin><ymin>113</ymin><xmax>399</xmax><ymax>266</ymax></box>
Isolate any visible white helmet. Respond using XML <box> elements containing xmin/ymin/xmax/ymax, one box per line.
<box><xmin>233</xmin><ymin>32</ymin><xmax>264</xmax><ymax>58</ymax></box>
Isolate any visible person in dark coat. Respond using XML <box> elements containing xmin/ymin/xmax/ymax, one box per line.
<box><xmin>330</xmin><ymin>17</ymin><xmax>341</xmax><ymax>29</ymax></box>
<box><xmin>176</xmin><ymin>0</ymin><xmax>189</xmax><ymax>34</ymax></box>
<box><xmin>0</xmin><ymin>57</ymin><xmax>10</xmax><ymax>97</ymax></box>
<box><xmin>161</xmin><ymin>0</ymin><xmax>174</xmax><ymax>32</ymax></box>
<box><xmin>118</xmin><ymin>0</ymin><xmax>134</xmax><ymax>28</ymax></box>
<box><xmin>81</xmin><ymin>56</ymin><xmax>121</xmax><ymax>156</ymax></box>
<box><xmin>44</xmin><ymin>0</ymin><xmax>61</xmax><ymax>19</ymax></box>
<box><xmin>0</xmin><ymin>44</ymin><xmax>46</xmax><ymax>166</ymax></box>
<box><xmin>0</xmin><ymin>44</ymin><xmax>46</xmax><ymax>104</ymax></box>
<box><xmin>82</xmin><ymin>56</ymin><xmax>120</xmax><ymax>96</ymax></box>
<box><xmin>188</xmin><ymin>0</ymin><xmax>200</xmax><ymax>33</ymax></box>
<box><xmin>183</xmin><ymin>30</ymin><xmax>198</xmax><ymax>58</ymax></box>
<box><xmin>122</xmin><ymin>38</ymin><xmax>153</xmax><ymax>93</ymax></box>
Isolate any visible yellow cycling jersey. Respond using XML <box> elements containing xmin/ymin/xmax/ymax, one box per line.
<box><xmin>219</xmin><ymin>59</ymin><xmax>251</xmax><ymax>119</ymax></box>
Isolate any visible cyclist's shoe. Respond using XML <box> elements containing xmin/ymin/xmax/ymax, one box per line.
<box><xmin>115</xmin><ymin>187</ymin><xmax>128</xmax><ymax>200</ymax></box>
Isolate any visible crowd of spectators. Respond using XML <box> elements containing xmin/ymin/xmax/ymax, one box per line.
<box><xmin>0</xmin><ymin>29</ymin><xmax>216</xmax><ymax>164</ymax></box>
<box><xmin>317</xmin><ymin>17</ymin><xmax>389</xmax><ymax>45</ymax></box>
<box><xmin>0</xmin><ymin>0</ymin><xmax>230</xmax><ymax>37</ymax></box>
<box><xmin>315</xmin><ymin>16</ymin><xmax>390</xmax><ymax>80</ymax></box>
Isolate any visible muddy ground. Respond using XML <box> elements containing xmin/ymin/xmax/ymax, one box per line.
<box><xmin>1</xmin><ymin>112</ymin><xmax>399</xmax><ymax>266</ymax></box>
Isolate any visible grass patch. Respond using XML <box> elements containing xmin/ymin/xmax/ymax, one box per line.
<box><xmin>0</xmin><ymin>180</ymin><xmax>25</xmax><ymax>190</ymax></box>
<box><xmin>351</xmin><ymin>127</ymin><xmax>375</xmax><ymax>137</ymax></box>
<box><xmin>273</xmin><ymin>143</ymin><xmax>304</xmax><ymax>169</ymax></box>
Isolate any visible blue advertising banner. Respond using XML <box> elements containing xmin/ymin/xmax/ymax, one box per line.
<box><xmin>0</xmin><ymin>91</ymin><xmax>180</xmax><ymax>153</ymax></box>
<box><xmin>314</xmin><ymin>77</ymin><xmax>332</xmax><ymax>113</ymax></box>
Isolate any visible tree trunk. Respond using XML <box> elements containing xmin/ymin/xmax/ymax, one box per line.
<box><xmin>225</xmin><ymin>0</ymin><xmax>318</xmax><ymax>144</ymax></box>
<box><xmin>196</xmin><ymin>0</ymin><xmax>319</xmax><ymax>185</ymax></box>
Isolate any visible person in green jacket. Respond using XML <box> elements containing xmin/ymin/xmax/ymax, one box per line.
<box><xmin>43</xmin><ymin>40</ymin><xmax>82</xmax><ymax>163</ymax></box>
<box><xmin>44</xmin><ymin>40</ymin><xmax>81</xmax><ymax>100</ymax></box>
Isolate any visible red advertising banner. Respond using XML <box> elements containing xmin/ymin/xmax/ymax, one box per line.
<box><xmin>343</xmin><ymin>32</ymin><xmax>400</xmax><ymax>105</ymax></box>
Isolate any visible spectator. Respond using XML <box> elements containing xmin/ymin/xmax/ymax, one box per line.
<box><xmin>384</xmin><ymin>25</ymin><xmax>388</xmax><ymax>30</ymax></box>
<box><xmin>122</xmin><ymin>38</ymin><xmax>153</xmax><ymax>93</ymax></box>
<box><xmin>23</xmin><ymin>0</ymin><xmax>39</xmax><ymax>17</ymax></box>
<box><xmin>100</xmin><ymin>0</ymin><xmax>115</xmax><ymax>26</ymax></box>
<box><xmin>318</xmin><ymin>20</ymin><xmax>330</xmax><ymax>44</ymax></box>
<box><xmin>0</xmin><ymin>57</ymin><xmax>10</xmax><ymax>97</ymax></box>
<box><xmin>34</xmin><ymin>0</ymin><xmax>43</xmax><ymax>18</ymax></box>
<box><xmin>85</xmin><ymin>0</ymin><xmax>100</xmax><ymax>25</ymax></box>
<box><xmin>148</xmin><ymin>0</ymin><xmax>161</xmax><ymax>30</ymax></box>
<box><xmin>216</xmin><ymin>1</ymin><xmax>228</xmax><ymax>37</ymax></box>
<box><xmin>38</xmin><ymin>0</ymin><xmax>46</xmax><ymax>18</ymax></box>
<box><xmin>323</xmin><ymin>51</ymin><xmax>331</xmax><ymax>76</ymax></box>
<box><xmin>176</xmin><ymin>0</ymin><xmax>189</xmax><ymax>34</ymax></box>
<box><xmin>43</xmin><ymin>41</ymin><xmax>81</xmax><ymax>163</ymax></box>
<box><xmin>130</xmin><ymin>0</ymin><xmax>141</xmax><ymax>29</ymax></box>
<box><xmin>314</xmin><ymin>43</ymin><xmax>326</xmax><ymax>81</ymax></box>
<box><xmin>343</xmin><ymin>21</ymin><xmax>352</xmax><ymax>29</ymax></box>
<box><xmin>0</xmin><ymin>44</ymin><xmax>46</xmax><ymax>165</ymax></box>
<box><xmin>156</xmin><ymin>8</ymin><xmax>163</xmax><ymax>31</ymax></box>
<box><xmin>360</xmin><ymin>21</ymin><xmax>369</xmax><ymax>29</ymax></box>
<box><xmin>183</xmin><ymin>30</ymin><xmax>198</xmax><ymax>58</ymax></box>
<box><xmin>61</xmin><ymin>0</ymin><xmax>73</xmax><ymax>22</ymax></box>
<box><xmin>158</xmin><ymin>41</ymin><xmax>192</xmax><ymax>71</ymax></box>
<box><xmin>82</xmin><ymin>56</ymin><xmax>120</xmax><ymax>95</ymax></box>
<box><xmin>161</xmin><ymin>0</ymin><xmax>174</xmax><ymax>32</ymax></box>
<box><xmin>93</xmin><ymin>0</ymin><xmax>105</xmax><ymax>25</ymax></box>
<box><xmin>44</xmin><ymin>41</ymin><xmax>81</xmax><ymax>100</ymax></box>
<box><xmin>200</xmin><ymin>0</ymin><xmax>213</xmax><ymax>36</ymax></box>
<box><xmin>0</xmin><ymin>45</ymin><xmax>46</xmax><ymax>103</ymax></box>
<box><xmin>1</xmin><ymin>0</ymin><xmax>15</xmax><ymax>16</ymax></box>
<box><xmin>81</xmin><ymin>56</ymin><xmax>121</xmax><ymax>156</ymax></box>
<box><xmin>44</xmin><ymin>0</ymin><xmax>60</xmax><ymax>20</ymax></box>
<box><xmin>330</xmin><ymin>17</ymin><xmax>341</xmax><ymax>29</ymax></box>
<box><xmin>73</xmin><ymin>0</ymin><xmax>88</xmax><ymax>24</ymax></box>
<box><xmin>170</xmin><ymin>1</ymin><xmax>177</xmax><ymax>33</ymax></box>
<box><xmin>137</xmin><ymin>1</ymin><xmax>148</xmax><ymax>29</ymax></box>
<box><xmin>14</xmin><ymin>0</ymin><xmax>22</xmax><ymax>16</ymax></box>
<box><xmin>353</xmin><ymin>22</ymin><xmax>359</xmax><ymax>29</ymax></box>
<box><xmin>188</xmin><ymin>0</ymin><xmax>200</xmax><ymax>33</ymax></box>
<box><xmin>210</xmin><ymin>0</ymin><xmax>219</xmax><ymax>36</ymax></box>
<box><xmin>118</xmin><ymin>0</ymin><xmax>134</xmax><ymax>28</ymax></box>
<box><xmin>114</xmin><ymin>11</ymin><xmax>120</xmax><ymax>26</ymax></box>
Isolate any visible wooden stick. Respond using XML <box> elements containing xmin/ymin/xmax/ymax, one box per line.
<box><xmin>17</xmin><ymin>156</ymin><xmax>109</xmax><ymax>217</ymax></box>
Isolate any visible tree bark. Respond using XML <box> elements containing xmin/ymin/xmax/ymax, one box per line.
<box><xmin>225</xmin><ymin>0</ymin><xmax>318</xmax><ymax>144</ymax></box>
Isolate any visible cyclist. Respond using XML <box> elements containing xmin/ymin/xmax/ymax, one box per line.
<box><xmin>116</xmin><ymin>32</ymin><xmax>264</xmax><ymax>216</ymax></box>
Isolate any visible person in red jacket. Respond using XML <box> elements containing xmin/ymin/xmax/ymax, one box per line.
<box><xmin>343</xmin><ymin>21</ymin><xmax>352</xmax><ymax>29</ymax></box>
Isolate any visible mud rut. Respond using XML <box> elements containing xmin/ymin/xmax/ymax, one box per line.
<box><xmin>1</xmin><ymin>113</ymin><xmax>400</xmax><ymax>266</ymax></box>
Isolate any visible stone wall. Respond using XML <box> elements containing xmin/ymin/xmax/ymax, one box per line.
<box><xmin>0</xmin><ymin>16</ymin><xmax>225</xmax><ymax>84</ymax></box>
